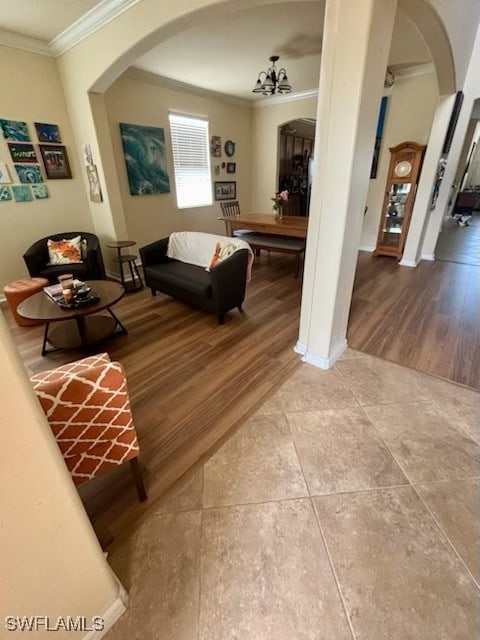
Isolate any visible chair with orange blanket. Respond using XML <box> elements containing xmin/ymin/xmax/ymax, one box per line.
<box><xmin>30</xmin><ymin>353</ymin><xmax>146</xmax><ymax>501</ymax></box>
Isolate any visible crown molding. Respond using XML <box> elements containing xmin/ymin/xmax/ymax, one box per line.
<box><xmin>0</xmin><ymin>29</ymin><xmax>51</xmax><ymax>56</ymax></box>
<box><xmin>50</xmin><ymin>0</ymin><xmax>141</xmax><ymax>57</ymax></box>
<box><xmin>126</xmin><ymin>68</ymin><xmax>252</xmax><ymax>109</ymax></box>
<box><xmin>252</xmin><ymin>88</ymin><xmax>318</xmax><ymax>108</ymax></box>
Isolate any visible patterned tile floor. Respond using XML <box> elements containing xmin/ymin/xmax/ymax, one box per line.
<box><xmin>104</xmin><ymin>349</ymin><xmax>479</xmax><ymax>640</ymax></box>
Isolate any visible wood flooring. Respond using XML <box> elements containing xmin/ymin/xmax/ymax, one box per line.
<box><xmin>5</xmin><ymin>253</ymin><xmax>303</xmax><ymax>542</ymax></box>
<box><xmin>4</xmin><ymin>245</ymin><xmax>479</xmax><ymax>542</ymax></box>
<box><xmin>348</xmin><ymin>252</ymin><xmax>480</xmax><ymax>390</ymax></box>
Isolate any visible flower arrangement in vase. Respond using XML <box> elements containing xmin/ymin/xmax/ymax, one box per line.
<box><xmin>271</xmin><ymin>190</ymin><xmax>289</xmax><ymax>220</ymax></box>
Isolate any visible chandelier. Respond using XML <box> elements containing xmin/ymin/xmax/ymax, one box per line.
<box><xmin>252</xmin><ymin>55</ymin><xmax>292</xmax><ymax>96</ymax></box>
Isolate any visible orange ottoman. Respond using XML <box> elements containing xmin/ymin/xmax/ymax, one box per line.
<box><xmin>4</xmin><ymin>277</ymin><xmax>49</xmax><ymax>326</ymax></box>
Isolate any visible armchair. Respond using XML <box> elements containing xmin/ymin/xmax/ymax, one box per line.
<box><xmin>30</xmin><ymin>353</ymin><xmax>146</xmax><ymax>501</ymax></box>
<box><xmin>23</xmin><ymin>231</ymin><xmax>106</xmax><ymax>284</ymax></box>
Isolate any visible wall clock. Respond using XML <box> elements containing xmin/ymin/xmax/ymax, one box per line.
<box><xmin>224</xmin><ymin>140</ymin><xmax>235</xmax><ymax>157</ymax></box>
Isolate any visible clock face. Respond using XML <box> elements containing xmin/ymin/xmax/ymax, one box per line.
<box><xmin>394</xmin><ymin>160</ymin><xmax>412</xmax><ymax>178</ymax></box>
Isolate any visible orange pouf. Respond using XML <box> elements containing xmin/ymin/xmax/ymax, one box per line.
<box><xmin>4</xmin><ymin>277</ymin><xmax>49</xmax><ymax>326</ymax></box>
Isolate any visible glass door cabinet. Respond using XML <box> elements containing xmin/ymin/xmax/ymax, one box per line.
<box><xmin>374</xmin><ymin>141</ymin><xmax>426</xmax><ymax>260</ymax></box>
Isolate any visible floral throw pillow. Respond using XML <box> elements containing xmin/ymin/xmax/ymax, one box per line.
<box><xmin>47</xmin><ymin>235</ymin><xmax>83</xmax><ymax>265</ymax></box>
<box><xmin>207</xmin><ymin>241</ymin><xmax>237</xmax><ymax>271</ymax></box>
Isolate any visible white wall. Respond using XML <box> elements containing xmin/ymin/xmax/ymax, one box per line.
<box><xmin>250</xmin><ymin>96</ymin><xmax>318</xmax><ymax>212</ymax></box>
<box><xmin>104</xmin><ymin>73</ymin><xmax>251</xmax><ymax>246</ymax></box>
<box><xmin>0</xmin><ymin>309</ymin><xmax>123</xmax><ymax>639</ymax></box>
<box><xmin>0</xmin><ymin>45</ymin><xmax>93</xmax><ymax>290</ymax></box>
<box><xmin>361</xmin><ymin>71</ymin><xmax>438</xmax><ymax>250</ymax></box>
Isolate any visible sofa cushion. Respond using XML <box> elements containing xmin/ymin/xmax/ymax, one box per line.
<box><xmin>145</xmin><ymin>261</ymin><xmax>212</xmax><ymax>298</ymax></box>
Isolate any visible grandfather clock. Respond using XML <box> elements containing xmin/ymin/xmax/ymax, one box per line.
<box><xmin>374</xmin><ymin>141</ymin><xmax>426</xmax><ymax>260</ymax></box>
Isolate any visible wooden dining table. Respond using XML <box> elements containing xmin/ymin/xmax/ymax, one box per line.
<box><xmin>219</xmin><ymin>213</ymin><xmax>308</xmax><ymax>239</ymax></box>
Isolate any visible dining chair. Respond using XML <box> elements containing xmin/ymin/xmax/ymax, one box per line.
<box><xmin>219</xmin><ymin>201</ymin><xmax>262</xmax><ymax>242</ymax></box>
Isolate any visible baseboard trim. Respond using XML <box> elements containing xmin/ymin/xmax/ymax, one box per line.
<box><xmin>358</xmin><ymin>244</ymin><xmax>375</xmax><ymax>253</ymax></box>
<box><xmin>81</xmin><ymin>581</ymin><xmax>128</xmax><ymax>640</ymax></box>
<box><xmin>294</xmin><ymin>339</ymin><xmax>347</xmax><ymax>369</ymax></box>
<box><xmin>421</xmin><ymin>253</ymin><xmax>435</xmax><ymax>261</ymax></box>
<box><xmin>398</xmin><ymin>258</ymin><xmax>418</xmax><ymax>267</ymax></box>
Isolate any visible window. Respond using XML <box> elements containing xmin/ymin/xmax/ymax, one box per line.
<box><xmin>169</xmin><ymin>113</ymin><xmax>212</xmax><ymax>209</ymax></box>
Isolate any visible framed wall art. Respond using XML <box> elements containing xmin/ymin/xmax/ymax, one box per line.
<box><xmin>34</xmin><ymin>122</ymin><xmax>61</xmax><ymax>143</ymax></box>
<box><xmin>0</xmin><ymin>186</ymin><xmax>12</xmax><ymax>201</ymax></box>
<box><xmin>442</xmin><ymin>91</ymin><xmax>464</xmax><ymax>155</ymax></box>
<box><xmin>226</xmin><ymin>162</ymin><xmax>236</xmax><ymax>174</ymax></box>
<box><xmin>12</xmin><ymin>185</ymin><xmax>33</xmax><ymax>202</ymax></box>
<box><xmin>15</xmin><ymin>164</ymin><xmax>43</xmax><ymax>183</ymax></box>
<box><xmin>210</xmin><ymin>136</ymin><xmax>221</xmax><ymax>157</ymax></box>
<box><xmin>370</xmin><ymin>96</ymin><xmax>388</xmax><ymax>179</ymax></box>
<box><xmin>87</xmin><ymin>164</ymin><xmax>103</xmax><ymax>202</ymax></box>
<box><xmin>32</xmin><ymin>184</ymin><xmax>49</xmax><ymax>200</ymax></box>
<box><xmin>8</xmin><ymin>143</ymin><xmax>37</xmax><ymax>163</ymax></box>
<box><xmin>224</xmin><ymin>140</ymin><xmax>235</xmax><ymax>157</ymax></box>
<box><xmin>120</xmin><ymin>123</ymin><xmax>170</xmax><ymax>195</ymax></box>
<box><xmin>0</xmin><ymin>119</ymin><xmax>30</xmax><ymax>141</ymax></box>
<box><xmin>214</xmin><ymin>181</ymin><xmax>236</xmax><ymax>200</ymax></box>
<box><xmin>39</xmin><ymin>144</ymin><xmax>72</xmax><ymax>179</ymax></box>
<box><xmin>0</xmin><ymin>163</ymin><xmax>11</xmax><ymax>183</ymax></box>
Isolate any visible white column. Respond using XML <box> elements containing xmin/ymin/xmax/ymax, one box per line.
<box><xmin>296</xmin><ymin>0</ymin><xmax>397</xmax><ymax>368</ymax></box>
<box><xmin>400</xmin><ymin>94</ymin><xmax>455</xmax><ymax>266</ymax></box>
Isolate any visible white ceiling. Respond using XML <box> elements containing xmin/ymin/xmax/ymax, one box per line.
<box><xmin>0</xmin><ymin>0</ymin><xmax>102</xmax><ymax>42</ymax></box>
<box><xmin>132</xmin><ymin>2</ymin><xmax>432</xmax><ymax>100</ymax></box>
<box><xmin>0</xmin><ymin>0</ymin><xmax>432</xmax><ymax>101</ymax></box>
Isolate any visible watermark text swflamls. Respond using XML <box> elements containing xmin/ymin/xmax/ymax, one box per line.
<box><xmin>5</xmin><ymin>616</ymin><xmax>105</xmax><ymax>632</ymax></box>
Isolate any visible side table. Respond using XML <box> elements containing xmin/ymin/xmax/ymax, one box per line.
<box><xmin>108</xmin><ymin>240</ymin><xmax>143</xmax><ymax>292</ymax></box>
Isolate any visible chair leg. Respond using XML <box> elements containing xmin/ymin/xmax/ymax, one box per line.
<box><xmin>129</xmin><ymin>457</ymin><xmax>147</xmax><ymax>502</ymax></box>
<box><xmin>218</xmin><ymin>313</ymin><xmax>225</xmax><ymax>325</ymax></box>
<box><xmin>151</xmin><ymin>288</ymin><xmax>157</xmax><ymax>297</ymax></box>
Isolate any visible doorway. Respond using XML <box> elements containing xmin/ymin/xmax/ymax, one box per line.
<box><xmin>277</xmin><ymin>119</ymin><xmax>315</xmax><ymax>216</ymax></box>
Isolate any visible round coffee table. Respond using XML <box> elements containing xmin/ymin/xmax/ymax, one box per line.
<box><xmin>17</xmin><ymin>280</ymin><xmax>127</xmax><ymax>356</ymax></box>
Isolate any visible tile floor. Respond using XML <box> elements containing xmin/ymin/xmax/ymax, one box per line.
<box><xmin>104</xmin><ymin>349</ymin><xmax>479</xmax><ymax>640</ymax></box>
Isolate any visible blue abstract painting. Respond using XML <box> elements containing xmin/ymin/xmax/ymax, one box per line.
<box><xmin>0</xmin><ymin>119</ymin><xmax>30</xmax><ymax>141</ymax></box>
<box><xmin>120</xmin><ymin>123</ymin><xmax>170</xmax><ymax>195</ymax></box>
<box><xmin>15</xmin><ymin>164</ymin><xmax>44</xmax><ymax>183</ymax></box>
<box><xmin>35</xmin><ymin>122</ymin><xmax>61</xmax><ymax>143</ymax></box>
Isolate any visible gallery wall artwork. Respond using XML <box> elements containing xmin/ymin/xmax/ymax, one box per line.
<box><xmin>0</xmin><ymin>116</ymin><xmax>65</xmax><ymax>204</ymax></box>
<box><xmin>34</xmin><ymin>122</ymin><xmax>61</xmax><ymax>144</ymax></box>
<box><xmin>214</xmin><ymin>181</ymin><xmax>236</xmax><ymax>200</ymax></box>
<box><xmin>210</xmin><ymin>136</ymin><xmax>221</xmax><ymax>157</ymax></box>
<box><xmin>15</xmin><ymin>164</ymin><xmax>44</xmax><ymax>183</ymax></box>
<box><xmin>87</xmin><ymin>165</ymin><xmax>102</xmax><ymax>202</ymax></box>
<box><xmin>39</xmin><ymin>144</ymin><xmax>72</xmax><ymax>179</ymax></box>
<box><xmin>12</xmin><ymin>185</ymin><xmax>33</xmax><ymax>202</ymax></box>
<box><xmin>0</xmin><ymin>119</ymin><xmax>30</xmax><ymax>141</ymax></box>
<box><xmin>32</xmin><ymin>184</ymin><xmax>49</xmax><ymax>200</ymax></box>
<box><xmin>120</xmin><ymin>123</ymin><xmax>170</xmax><ymax>196</ymax></box>
<box><xmin>0</xmin><ymin>163</ymin><xmax>11</xmax><ymax>183</ymax></box>
<box><xmin>8</xmin><ymin>143</ymin><xmax>37</xmax><ymax>163</ymax></box>
<box><xmin>0</xmin><ymin>186</ymin><xmax>12</xmax><ymax>201</ymax></box>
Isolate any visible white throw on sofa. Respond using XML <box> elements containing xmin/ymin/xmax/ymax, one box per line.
<box><xmin>140</xmin><ymin>232</ymin><xmax>253</xmax><ymax>324</ymax></box>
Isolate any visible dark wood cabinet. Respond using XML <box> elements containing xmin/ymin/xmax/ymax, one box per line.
<box><xmin>279</xmin><ymin>133</ymin><xmax>315</xmax><ymax>216</ymax></box>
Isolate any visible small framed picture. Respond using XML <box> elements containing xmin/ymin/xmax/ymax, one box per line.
<box><xmin>39</xmin><ymin>144</ymin><xmax>72</xmax><ymax>179</ymax></box>
<box><xmin>210</xmin><ymin>136</ymin><xmax>221</xmax><ymax>157</ymax></box>
<box><xmin>12</xmin><ymin>185</ymin><xmax>33</xmax><ymax>202</ymax></box>
<box><xmin>214</xmin><ymin>181</ymin><xmax>236</xmax><ymax>201</ymax></box>
<box><xmin>226</xmin><ymin>162</ymin><xmax>236</xmax><ymax>174</ymax></box>
<box><xmin>0</xmin><ymin>163</ymin><xmax>11</xmax><ymax>183</ymax></box>
<box><xmin>15</xmin><ymin>164</ymin><xmax>44</xmax><ymax>183</ymax></box>
<box><xmin>0</xmin><ymin>119</ymin><xmax>30</xmax><ymax>141</ymax></box>
<box><xmin>8</xmin><ymin>143</ymin><xmax>37</xmax><ymax>163</ymax></box>
<box><xmin>34</xmin><ymin>122</ymin><xmax>61</xmax><ymax>143</ymax></box>
<box><xmin>32</xmin><ymin>184</ymin><xmax>49</xmax><ymax>200</ymax></box>
<box><xmin>0</xmin><ymin>186</ymin><xmax>12</xmax><ymax>201</ymax></box>
<box><xmin>87</xmin><ymin>164</ymin><xmax>102</xmax><ymax>202</ymax></box>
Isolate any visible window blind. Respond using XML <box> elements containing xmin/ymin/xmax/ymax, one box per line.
<box><xmin>169</xmin><ymin>113</ymin><xmax>212</xmax><ymax>209</ymax></box>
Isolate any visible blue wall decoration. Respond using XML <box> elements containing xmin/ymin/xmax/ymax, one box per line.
<box><xmin>119</xmin><ymin>123</ymin><xmax>170</xmax><ymax>196</ymax></box>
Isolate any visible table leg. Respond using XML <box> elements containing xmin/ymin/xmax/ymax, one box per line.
<box><xmin>117</xmin><ymin>247</ymin><xmax>125</xmax><ymax>286</ymax></box>
<box><xmin>108</xmin><ymin>308</ymin><xmax>128</xmax><ymax>335</ymax></box>
<box><xmin>41</xmin><ymin>322</ymin><xmax>50</xmax><ymax>356</ymax></box>
<box><xmin>75</xmin><ymin>315</ymin><xmax>88</xmax><ymax>346</ymax></box>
